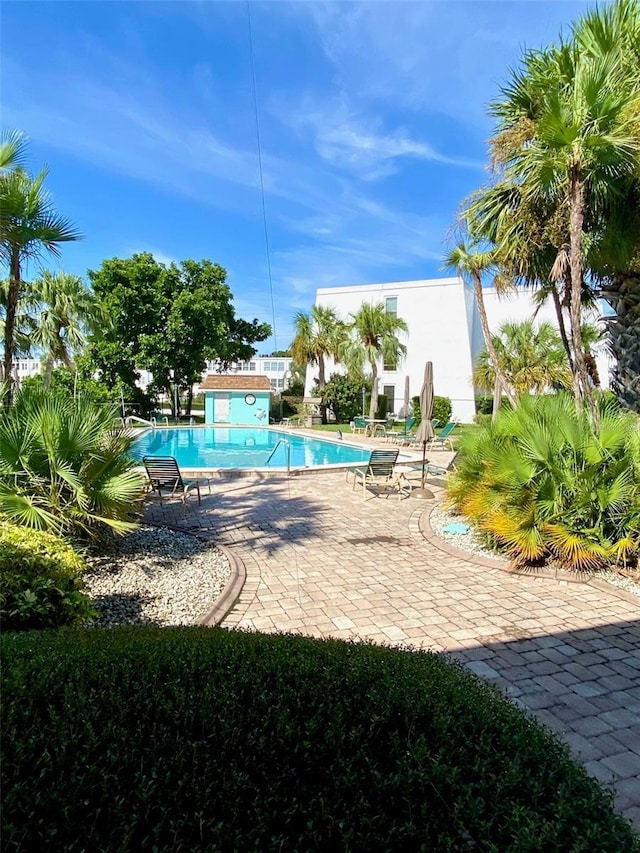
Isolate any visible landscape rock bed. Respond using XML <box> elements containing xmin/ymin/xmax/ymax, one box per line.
<box><xmin>85</xmin><ymin>526</ymin><xmax>231</xmax><ymax>627</ymax></box>
<box><xmin>430</xmin><ymin>504</ymin><xmax>639</xmax><ymax>598</ymax></box>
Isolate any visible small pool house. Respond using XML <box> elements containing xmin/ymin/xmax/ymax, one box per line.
<box><xmin>201</xmin><ymin>375</ymin><xmax>272</xmax><ymax>425</ymax></box>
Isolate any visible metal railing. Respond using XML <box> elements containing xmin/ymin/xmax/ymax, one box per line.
<box><xmin>265</xmin><ymin>438</ymin><xmax>291</xmax><ymax>474</ymax></box>
<box><xmin>123</xmin><ymin>415</ymin><xmax>156</xmax><ymax>430</ymax></box>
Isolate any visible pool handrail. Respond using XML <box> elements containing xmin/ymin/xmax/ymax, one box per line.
<box><xmin>265</xmin><ymin>438</ymin><xmax>291</xmax><ymax>474</ymax></box>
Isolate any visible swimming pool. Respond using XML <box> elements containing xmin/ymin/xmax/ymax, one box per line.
<box><xmin>132</xmin><ymin>427</ymin><xmax>372</xmax><ymax>470</ymax></box>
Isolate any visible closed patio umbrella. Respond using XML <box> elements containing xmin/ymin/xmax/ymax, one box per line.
<box><xmin>411</xmin><ymin>361</ymin><xmax>435</xmax><ymax>499</ymax></box>
<box><xmin>403</xmin><ymin>375</ymin><xmax>410</xmax><ymax>433</ymax></box>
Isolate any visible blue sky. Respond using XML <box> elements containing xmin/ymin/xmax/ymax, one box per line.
<box><xmin>3</xmin><ymin>0</ymin><xmax>592</xmax><ymax>352</ymax></box>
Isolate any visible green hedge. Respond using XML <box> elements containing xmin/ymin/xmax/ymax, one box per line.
<box><xmin>412</xmin><ymin>395</ymin><xmax>452</xmax><ymax>426</ymax></box>
<box><xmin>0</xmin><ymin>522</ymin><xmax>94</xmax><ymax>630</ymax></box>
<box><xmin>2</xmin><ymin>628</ymin><xmax>636</xmax><ymax>851</ymax></box>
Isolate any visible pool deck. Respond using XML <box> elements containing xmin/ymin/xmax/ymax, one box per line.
<box><xmin>144</xmin><ymin>442</ymin><xmax>640</xmax><ymax>831</ymax></box>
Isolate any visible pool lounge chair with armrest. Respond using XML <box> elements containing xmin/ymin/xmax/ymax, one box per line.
<box><xmin>396</xmin><ymin>452</ymin><xmax>459</xmax><ymax>494</ymax></box>
<box><xmin>346</xmin><ymin>448</ymin><xmax>404</xmax><ymax>498</ymax></box>
<box><xmin>143</xmin><ymin>456</ymin><xmax>211</xmax><ymax>507</ymax></box>
<box><xmin>428</xmin><ymin>421</ymin><xmax>457</xmax><ymax>451</ymax></box>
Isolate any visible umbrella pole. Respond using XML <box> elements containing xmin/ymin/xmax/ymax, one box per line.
<box><xmin>410</xmin><ymin>439</ymin><xmax>434</xmax><ymax>500</ymax></box>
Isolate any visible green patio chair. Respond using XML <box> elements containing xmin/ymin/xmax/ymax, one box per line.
<box><xmin>143</xmin><ymin>456</ymin><xmax>211</xmax><ymax>512</ymax></box>
<box><xmin>346</xmin><ymin>448</ymin><xmax>403</xmax><ymax>498</ymax></box>
<box><xmin>428</xmin><ymin>421</ymin><xmax>457</xmax><ymax>451</ymax></box>
<box><xmin>350</xmin><ymin>416</ymin><xmax>368</xmax><ymax>434</ymax></box>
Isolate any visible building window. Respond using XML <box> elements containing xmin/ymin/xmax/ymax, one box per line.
<box><xmin>383</xmin><ymin>385</ymin><xmax>395</xmax><ymax>413</ymax></box>
<box><xmin>249</xmin><ymin>362</ymin><xmax>256</xmax><ymax>371</ymax></box>
<box><xmin>385</xmin><ymin>296</ymin><xmax>397</xmax><ymax>316</ymax></box>
<box><xmin>383</xmin><ymin>357</ymin><xmax>398</xmax><ymax>371</ymax></box>
<box><xmin>270</xmin><ymin>379</ymin><xmax>278</xmax><ymax>390</ymax></box>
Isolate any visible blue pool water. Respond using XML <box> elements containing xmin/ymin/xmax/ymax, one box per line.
<box><xmin>132</xmin><ymin>427</ymin><xmax>371</xmax><ymax>469</ymax></box>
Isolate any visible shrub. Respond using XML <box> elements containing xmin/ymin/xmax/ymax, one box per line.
<box><xmin>433</xmin><ymin>395</ymin><xmax>452</xmax><ymax>425</ymax></box>
<box><xmin>0</xmin><ymin>386</ymin><xmax>147</xmax><ymax>540</ymax></box>
<box><xmin>0</xmin><ymin>522</ymin><xmax>94</xmax><ymax>630</ymax></box>
<box><xmin>412</xmin><ymin>395</ymin><xmax>452</xmax><ymax>426</ymax></box>
<box><xmin>2</xmin><ymin>628</ymin><xmax>636</xmax><ymax>852</ymax></box>
<box><xmin>448</xmin><ymin>393</ymin><xmax>640</xmax><ymax>571</ymax></box>
<box><xmin>473</xmin><ymin>412</ymin><xmax>492</xmax><ymax>426</ymax></box>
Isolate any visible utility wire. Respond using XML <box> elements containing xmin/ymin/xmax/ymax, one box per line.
<box><xmin>247</xmin><ymin>0</ymin><xmax>278</xmax><ymax>353</ymax></box>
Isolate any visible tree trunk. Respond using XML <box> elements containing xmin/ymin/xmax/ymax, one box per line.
<box><xmin>318</xmin><ymin>355</ymin><xmax>327</xmax><ymax>424</ymax></box>
<box><xmin>185</xmin><ymin>385</ymin><xmax>193</xmax><ymax>417</ymax></box>
<box><xmin>44</xmin><ymin>357</ymin><xmax>55</xmax><ymax>390</ymax></box>
<box><xmin>601</xmin><ymin>273</ymin><xmax>640</xmax><ymax>412</ymax></box>
<box><xmin>473</xmin><ymin>271</ymin><xmax>518</xmax><ymax>408</ymax></box>
<box><xmin>369</xmin><ymin>360</ymin><xmax>378</xmax><ymax>419</ymax></box>
<box><xmin>3</xmin><ymin>249</ymin><xmax>21</xmax><ymax>406</ymax></box>
<box><xmin>551</xmin><ymin>283</ymin><xmax>574</xmax><ymax>372</ymax></box>
<box><xmin>492</xmin><ymin>374</ymin><xmax>502</xmax><ymax>422</ymax></box>
<box><xmin>568</xmin><ymin>164</ymin><xmax>598</xmax><ymax>426</ymax></box>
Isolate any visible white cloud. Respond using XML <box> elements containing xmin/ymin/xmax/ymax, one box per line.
<box><xmin>278</xmin><ymin>95</ymin><xmax>483</xmax><ymax>180</ymax></box>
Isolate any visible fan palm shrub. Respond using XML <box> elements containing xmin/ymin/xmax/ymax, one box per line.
<box><xmin>0</xmin><ymin>386</ymin><xmax>146</xmax><ymax>539</ymax></box>
<box><xmin>448</xmin><ymin>393</ymin><xmax>640</xmax><ymax>572</ymax></box>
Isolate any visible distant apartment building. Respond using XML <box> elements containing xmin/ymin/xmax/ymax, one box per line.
<box><xmin>137</xmin><ymin>356</ymin><xmax>294</xmax><ymax>394</ymax></box>
<box><xmin>13</xmin><ymin>358</ymin><xmax>43</xmax><ymax>385</ymax></box>
<box><xmin>202</xmin><ymin>356</ymin><xmax>294</xmax><ymax>393</ymax></box>
<box><xmin>304</xmin><ymin>277</ymin><xmax>612</xmax><ymax>423</ymax></box>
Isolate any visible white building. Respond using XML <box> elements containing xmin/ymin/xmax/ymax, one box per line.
<box><xmin>305</xmin><ymin>277</ymin><xmax>611</xmax><ymax>423</ymax></box>
<box><xmin>13</xmin><ymin>358</ymin><xmax>44</xmax><ymax>385</ymax></box>
<box><xmin>138</xmin><ymin>356</ymin><xmax>295</xmax><ymax>394</ymax></box>
<box><xmin>203</xmin><ymin>356</ymin><xmax>294</xmax><ymax>393</ymax></box>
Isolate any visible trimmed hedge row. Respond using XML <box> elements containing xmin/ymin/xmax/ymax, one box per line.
<box><xmin>2</xmin><ymin>628</ymin><xmax>637</xmax><ymax>852</ymax></box>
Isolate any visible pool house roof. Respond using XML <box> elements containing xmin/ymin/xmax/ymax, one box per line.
<box><xmin>200</xmin><ymin>375</ymin><xmax>272</xmax><ymax>392</ymax></box>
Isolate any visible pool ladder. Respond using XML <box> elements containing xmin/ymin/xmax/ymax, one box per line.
<box><xmin>265</xmin><ymin>438</ymin><xmax>291</xmax><ymax>475</ymax></box>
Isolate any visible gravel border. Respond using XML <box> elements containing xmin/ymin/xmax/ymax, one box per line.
<box><xmin>427</xmin><ymin>504</ymin><xmax>640</xmax><ymax>599</ymax></box>
<box><xmin>84</xmin><ymin>526</ymin><xmax>233</xmax><ymax>627</ymax></box>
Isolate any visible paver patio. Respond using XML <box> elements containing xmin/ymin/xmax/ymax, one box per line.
<box><xmin>145</xmin><ymin>466</ymin><xmax>640</xmax><ymax>829</ymax></box>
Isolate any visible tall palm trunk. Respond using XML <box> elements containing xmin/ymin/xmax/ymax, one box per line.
<box><xmin>317</xmin><ymin>355</ymin><xmax>327</xmax><ymax>423</ymax></box>
<box><xmin>568</xmin><ymin>165</ymin><xmax>598</xmax><ymax>425</ymax></box>
<box><xmin>369</xmin><ymin>359</ymin><xmax>378</xmax><ymax>419</ymax></box>
<box><xmin>3</xmin><ymin>250</ymin><xmax>21</xmax><ymax>405</ymax></box>
<box><xmin>603</xmin><ymin>272</ymin><xmax>640</xmax><ymax>412</ymax></box>
<box><xmin>44</xmin><ymin>357</ymin><xmax>55</xmax><ymax>390</ymax></box>
<box><xmin>472</xmin><ymin>271</ymin><xmax>517</xmax><ymax>408</ymax></box>
<box><xmin>552</xmin><ymin>283</ymin><xmax>574</xmax><ymax>372</ymax></box>
<box><xmin>492</xmin><ymin>374</ymin><xmax>502</xmax><ymax>422</ymax></box>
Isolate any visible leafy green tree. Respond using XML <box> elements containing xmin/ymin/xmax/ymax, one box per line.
<box><xmin>87</xmin><ymin>254</ymin><xmax>270</xmax><ymax>417</ymax></box>
<box><xmin>319</xmin><ymin>373</ymin><xmax>371</xmax><ymax>424</ymax></box>
<box><xmin>341</xmin><ymin>302</ymin><xmax>408</xmax><ymax>420</ymax></box>
<box><xmin>0</xmin><ymin>132</ymin><xmax>81</xmax><ymax>401</ymax></box>
<box><xmin>0</xmin><ymin>386</ymin><xmax>146</xmax><ymax>539</ymax></box>
<box><xmin>473</xmin><ymin>319</ymin><xmax>572</xmax><ymax>399</ymax></box>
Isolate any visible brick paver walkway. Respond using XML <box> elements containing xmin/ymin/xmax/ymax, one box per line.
<box><xmin>146</xmin><ymin>468</ymin><xmax>640</xmax><ymax>829</ymax></box>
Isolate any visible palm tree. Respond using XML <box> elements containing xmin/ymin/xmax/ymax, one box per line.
<box><xmin>0</xmin><ymin>385</ymin><xmax>146</xmax><ymax>539</ymax></box>
<box><xmin>291</xmin><ymin>305</ymin><xmax>346</xmax><ymax>422</ymax></box>
<box><xmin>0</xmin><ymin>129</ymin><xmax>27</xmax><ymax>171</ymax></box>
<box><xmin>444</xmin><ymin>241</ymin><xmax>518</xmax><ymax>409</ymax></box>
<box><xmin>473</xmin><ymin>319</ymin><xmax>572</xmax><ymax>400</ymax></box>
<box><xmin>342</xmin><ymin>302</ymin><xmax>407</xmax><ymax>420</ymax></box>
<box><xmin>0</xmin><ymin>137</ymin><xmax>81</xmax><ymax>401</ymax></box>
<box><xmin>25</xmin><ymin>271</ymin><xmax>108</xmax><ymax>388</ymax></box>
<box><xmin>490</xmin><ymin>6</ymin><xmax>640</xmax><ymax>419</ymax></box>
